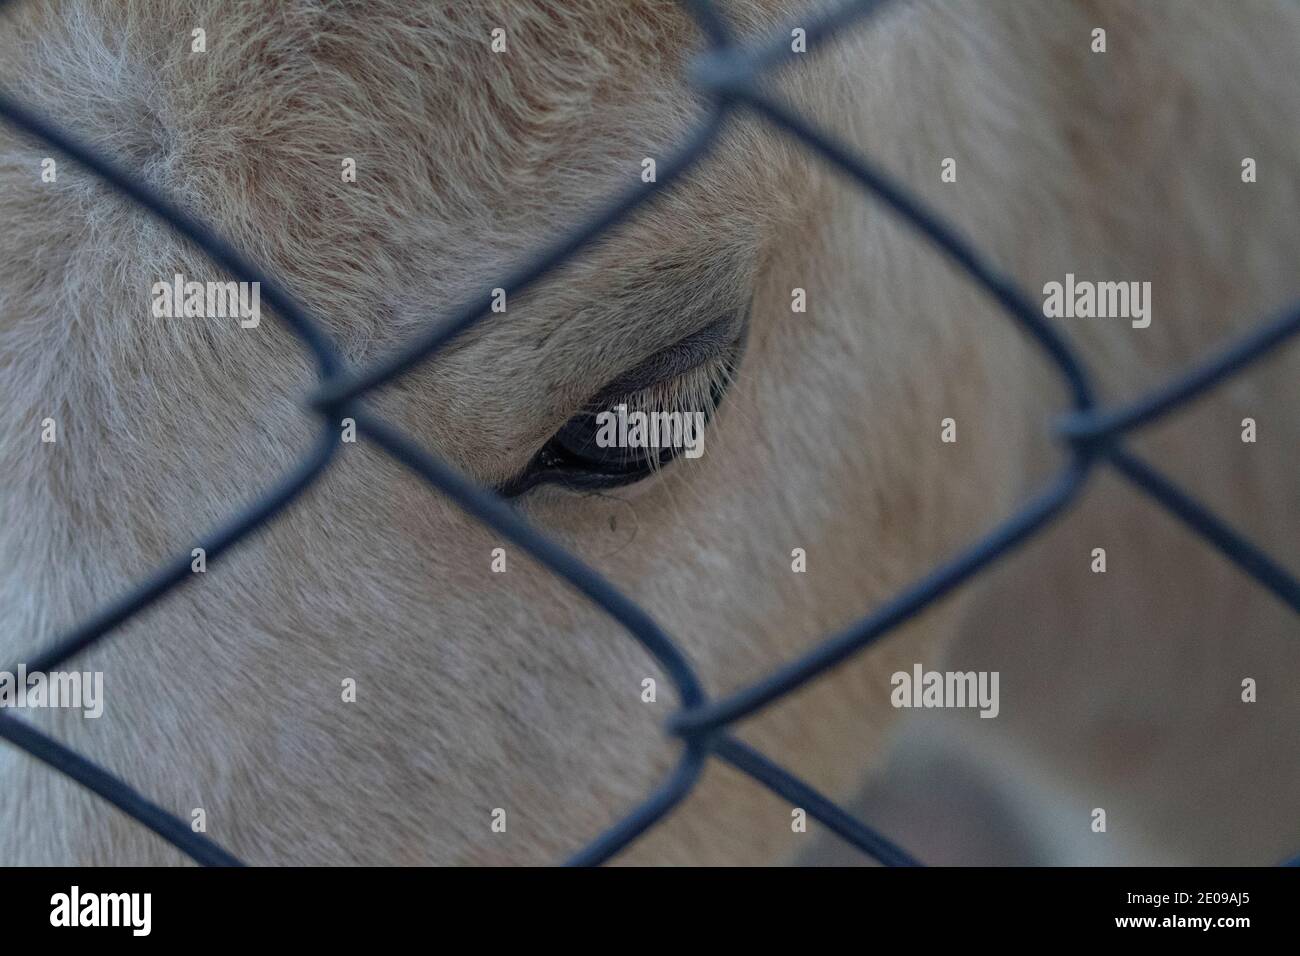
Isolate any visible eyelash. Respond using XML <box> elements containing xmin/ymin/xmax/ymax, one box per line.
<box><xmin>500</xmin><ymin>354</ymin><xmax>737</xmax><ymax>498</ymax></box>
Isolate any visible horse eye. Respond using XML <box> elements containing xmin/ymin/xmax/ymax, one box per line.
<box><xmin>501</xmin><ymin>369</ymin><xmax>736</xmax><ymax>498</ymax></box>
<box><xmin>515</xmin><ymin>405</ymin><xmax>683</xmax><ymax>495</ymax></box>
<box><xmin>499</xmin><ymin>315</ymin><xmax>746</xmax><ymax>498</ymax></box>
<box><xmin>498</xmin><ymin>392</ymin><xmax>709</xmax><ymax>498</ymax></box>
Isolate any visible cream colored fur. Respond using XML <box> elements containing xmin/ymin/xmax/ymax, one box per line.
<box><xmin>0</xmin><ymin>0</ymin><xmax>1297</xmax><ymax>865</ymax></box>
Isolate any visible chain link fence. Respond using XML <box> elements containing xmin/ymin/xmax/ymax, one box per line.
<box><xmin>0</xmin><ymin>0</ymin><xmax>1297</xmax><ymax>867</ymax></box>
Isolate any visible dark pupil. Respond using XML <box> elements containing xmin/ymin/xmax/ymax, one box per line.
<box><xmin>548</xmin><ymin>407</ymin><xmax>679</xmax><ymax>474</ymax></box>
<box><xmin>498</xmin><ymin>315</ymin><xmax>744</xmax><ymax>498</ymax></box>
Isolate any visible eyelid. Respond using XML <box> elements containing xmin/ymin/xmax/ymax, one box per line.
<box><xmin>585</xmin><ymin>314</ymin><xmax>745</xmax><ymax>410</ymax></box>
<box><xmin>498</xmin><ymin>310</ymin><xmax>748</xmax><ymax>499</ymax></box>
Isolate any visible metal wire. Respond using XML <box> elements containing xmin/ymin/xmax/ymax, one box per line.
<box><xmin>1</xmin><ymin>0</ymin><xmax>1296</xmax><ymax>867</ymax></box>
